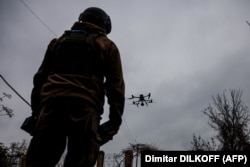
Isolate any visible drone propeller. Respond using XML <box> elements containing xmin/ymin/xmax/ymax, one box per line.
<box><xmin>128</xmin><ymin>96</ymin><xmax>135</xmax><ymax>100</ymax></box>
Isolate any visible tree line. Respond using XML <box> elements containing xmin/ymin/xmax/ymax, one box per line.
<box><xmin>0</xmin><ymin>89</ymin><xmax>250</xmax><ymax>166</ymax></box>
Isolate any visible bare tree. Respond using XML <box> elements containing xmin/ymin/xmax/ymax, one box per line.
<box><xmin>190</xmin><ymin>135</ymin><xmax>218</xmax><ymax>151</ymax></box>
<box><xmin>7</xmin><ymin>140</ymin><xmax>28</xmax><ymax>167</ymax></box>
<box><xmin>0</xmin><ymin>143</ymin><xmax>9</xmax><ymax>167</ymax></box>
<box><xmin>0</xmin><ymin>92</ymin><xmax>13</xmax><ymax>118</ymax></box>
<box><xmin>0</xmin><ymin>140</ymin><xmax>28</xmax><ymax>167</ymax></box>
<box><xmin>191</xmin><ymin>89</ymin><xmax>250</xmax><ymax>151</ymax></box>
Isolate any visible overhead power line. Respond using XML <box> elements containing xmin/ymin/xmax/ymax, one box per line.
<box><xmin>0</xmin><ymin>74</ymin><xmax>31</xmax><ymax>107</ymax></box>
<box><xmin>247</xmin><ymin>20</ymin><xmax>250</xmax><ymax>27</ymax></box>
<box><xmin>20</xmin><ymin>0</ymin><xmax>57</xmax><ymax>37</ymax></box>
<box><xmin>122</xmin><ymin>117</ymin><xmax>138</xmax><ymax>144</ymax></box>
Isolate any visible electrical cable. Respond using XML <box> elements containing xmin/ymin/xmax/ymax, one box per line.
<box><xmin>0</xmin><ymin>74</ymin><xmax>137</xmax><ymax>142</ymax></box>
<box><xmin>20</xmin><ymin>0</ymin><xmax>57</xmax><ymax>37</ymax></box>
<box><xmin>15</xmin><ymin>0</ymin><xmax>57</xmax><ymax>104</ymax></box>
<box><xmin>122</xmin><ymin>117</ymin><xmax>138</xmax><ymax>144</ymax></box>
<box><xmin>0</xmin><ymin>74</ymin><xmax>31</xmax><ymax>107</ymax></box>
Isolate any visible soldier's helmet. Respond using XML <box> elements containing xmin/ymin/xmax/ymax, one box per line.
<box><xmin>79</xmin><ymin>7</ymin><xmax>112</xmax><ymax>34</ymax></box>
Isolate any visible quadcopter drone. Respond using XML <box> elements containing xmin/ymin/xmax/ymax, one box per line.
<box><xmin>128</xmin><ymin>93</ymin><xmax>153</xmax><ymax>107</ymax></box>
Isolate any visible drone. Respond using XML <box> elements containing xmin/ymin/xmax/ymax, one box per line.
<box><xmin>128</xmin><ymin>93</ymin><xmax>153</xmax><ymax>107</ymax></box>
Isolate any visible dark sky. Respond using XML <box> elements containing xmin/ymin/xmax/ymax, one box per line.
<box><xmin>1</xmin><ymin>0</ymin><xmax>250</xmax><ymax>154</ymax></box>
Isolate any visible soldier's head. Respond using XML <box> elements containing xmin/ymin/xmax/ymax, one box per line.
<box><xmin>79</xmin><ymin>7</ymin><xmax>112</xmax><ymax>34</ymax></box>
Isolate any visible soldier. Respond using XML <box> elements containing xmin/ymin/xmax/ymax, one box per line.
<box><xmin>25</xmin><ymin>7</ymin><xmax>125</xmax><ymax>167</ymax></box>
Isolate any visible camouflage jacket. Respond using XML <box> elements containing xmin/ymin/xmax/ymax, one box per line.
<box><xmin>31</xmin><ymin>22</ymin><xmax>125</xmax><ymax>125</ymax></box>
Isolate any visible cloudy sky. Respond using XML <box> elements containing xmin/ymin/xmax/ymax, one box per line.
<box><xmin>1</xmin><ymin>0</ymin><xmax>250</xmax><ymax>155</ymax></box>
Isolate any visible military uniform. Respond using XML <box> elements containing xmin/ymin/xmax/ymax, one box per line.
<box><xmin>25</xmin><ymin>21</ymin><xmax>125</xmax><ymax>167</ymax></box>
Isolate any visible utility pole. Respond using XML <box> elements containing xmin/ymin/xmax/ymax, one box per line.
<box><xmin>96</xmin><ymin>151</ymin><xmax>105</xmax><ymax>167</ymax></box>
<box><xmin>124</xmin><ymin>150</ymin><xmax>133</xmax><ymax>167</ymax></box>
<box><xmin>130</xmin><ymin>143</ymin><xmax>146</xmax><ymax>167</ymax></box>
<box><xmin>20</xmin><ymin>153</ymin><xmax>26</xmax><ymax>167</ymax></box>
